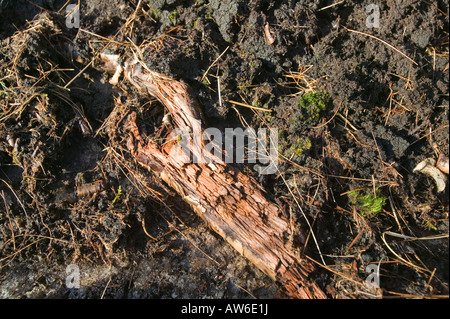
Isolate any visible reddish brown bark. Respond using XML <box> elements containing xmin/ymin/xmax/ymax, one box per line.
<box><xmin>121</xmin><ymin>57</ymin><xmax>326</xmax><ymax>299</ymax></box>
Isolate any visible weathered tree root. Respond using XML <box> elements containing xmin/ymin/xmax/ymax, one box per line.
<box><xmin>120</xmin><ymin>57</ymin><xmax>327</xmax><ymax>299</ymax></box>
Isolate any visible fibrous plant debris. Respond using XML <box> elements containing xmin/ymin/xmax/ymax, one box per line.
<box><xmin>120</xmin><ymin>55</ymin><xmax>326</xmax><ymax>298</ymax></box>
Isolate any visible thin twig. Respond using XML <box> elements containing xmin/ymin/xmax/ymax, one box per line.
<box><xmin>201</xmin><ymin>46</ymin><xmax>229</xmax><ymax>82</ymax></box>
<box><xmin>317</xmin><ymin>0</ymin><xmax>345</xmax><ymax>11</ymax></box>
<box><xmin>306</xmin><ymin>255</ymin><xmax>366</xmax><ymax>287</ymax></box>
<box><xmin>343</xmin><ymin>26</ymin><xmax>418</xmax><ymax>66</ymax></box>
<box><xmin>381</xmin><ymin>232</ymin><xmax>433</xmax><ymax>274</ymax></box>
<box><xmin>279</xmin><ymin>172</ymin><xmax>326</xmax><ymax>265</ymax></box>
<box><xmin>313</xmin><ymin>100</ymin><xmax>342</xmax><ymax>129</ymax></box>
<box><xmin>101</xmin><ymin>277</ymin><xmax>112</xmax><ymax>299</ymax></box>
<box><xmin>408</xmin><ymin>124</ymin><xmax>449</xmax><ymax>147</ymax></box>
<box><xmin>0</xmin><ymin>179</ymin><xmax>29</xmax><ymax>220</ymax></box>
<box><xmin>383</xmin><ymin>231</ymin><xmax>449</xmax><ymax>241</ymax></box>
<box><xmin>336</xmin><ymin>112</ymin><xmax>358</xmax><ymax>131</ymax></box>
<box><xmin>226</xmin><ymin>100</ymin><xmax>272</xmax><ymax>112</ymax></box>
<box><xmin>141</xmin><ymin>216</ymin><xmax>174</xmax><ymax>241</ymax></box>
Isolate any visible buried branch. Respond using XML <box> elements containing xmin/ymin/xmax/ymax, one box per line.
<box><xmin>109</xmin><ymin>55</ymin><xmax>326</xmax><ymax>298</ymax></box>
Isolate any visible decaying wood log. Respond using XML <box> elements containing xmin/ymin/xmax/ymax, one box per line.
<box><xmin>119</xmin><ymin>57</ymin><xmax>326</xmax><ymax>299</ymax></box>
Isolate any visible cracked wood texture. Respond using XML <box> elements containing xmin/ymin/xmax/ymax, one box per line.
<box><xmin>122</xmin><ymin>58</ymin><xmax>326</xmax><ymax>299</ymax></box>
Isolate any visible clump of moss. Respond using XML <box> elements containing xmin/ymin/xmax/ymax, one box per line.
<box><xmin>169</xmin><ymin>11</ymin><xmax>178</xmax><ymax>24</ymax></box>
<box><xmin>277</xmin><ymin>130</ymin><xmax>311</xmax><ymax>158</ymax></box>
<box><xmin>147</xmin><ymin>8</ymin><xmax>160</xmax><ymax>19</ymax></box>
<box><xmin>289</xmin><ymin>137</ymin><xmax>311</xmax><ymax>157</ymax></box>
<box><xmin>0</xmin><ymin>81</ymin><xmax>13</xmax><ymax>98</ymax></box>
<box><xmin>192</xmin><ymin>17</ymin><xmax>201</xmax><ymax>29</ymax></box>
<box><xmin>348</xmin><ymin>188</ymin><xmax>387</xmax><ymax>218</ymax></box>
<box><xmin>299</xmin><ymin>91</ymin><xmax>331</xmax><ymax>121</ymax></box>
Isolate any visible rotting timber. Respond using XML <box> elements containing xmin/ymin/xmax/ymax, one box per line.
<box><xmin>120</xmin><ymin>56</ymin><xmax>327</xmax><ymax>299</ymax></box>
